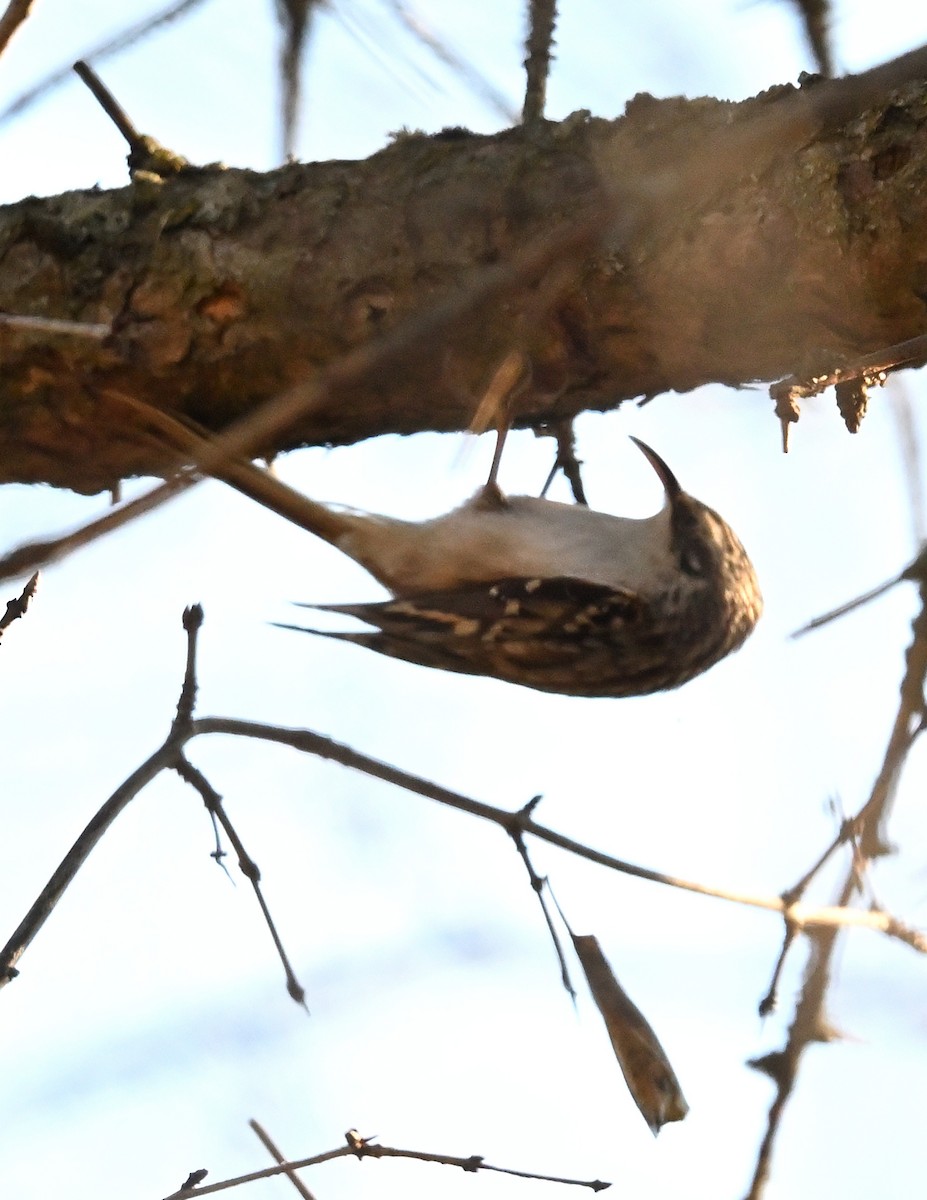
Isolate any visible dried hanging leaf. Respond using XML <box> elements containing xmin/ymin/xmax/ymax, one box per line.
<box><xmin>572</xmin><ymin>933</ymin><xmax>688</xmax><ymax>1136</ymax></box>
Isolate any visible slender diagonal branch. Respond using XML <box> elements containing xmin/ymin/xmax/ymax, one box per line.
<box><xmin>0</xmin><ymin>0</ymin><xmax>35</xmax><ymax>57</ymax></box>
<box><xmin>192</xmin><ymin>717</ymin><xmax>927</xmax><ymax>946</ymax></box>
<box><xmin>745</xmin><ymin>584</ymin><xmax>927</xmax><ymax>1198</ymax></box>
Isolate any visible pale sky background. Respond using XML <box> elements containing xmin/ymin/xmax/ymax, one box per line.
<box><xmin>2</xmin><ymin>3</ymin><xmax>927</xmax><ymax>1200</ymax></box>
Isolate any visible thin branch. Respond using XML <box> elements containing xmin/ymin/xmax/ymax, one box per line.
<box><xmin>509</xmin><ymin>795</ymin><xmax>576</xmax><ymax>999</ymax></box>
<box><xmin>161</xmin><ymin>1131</ymin><xmax>610</xmax><ymax>1199</ymax></box>
<box><xmin>8</xmin><ymin>692</ymin><xmax>923</xmax><ymax>993</ymax></box>
<box><xmin>175</xmin><ymin>603</ymin><xmax>203</xmax><ymax>728</ymax></box>
<box><xmin>0</xmin><ymin>607</ymin><xmax>203</xmax><ymax>983</ymax></box>
<box><xmin>0</xmin><ymin>737</ymin><xmax>177</xmax><ymax>984</ymax></box>
<box><xmin>0</xmin><ymin>0</ymin><xmax>36</xmax><ymax>58</ymax></box>
<box><xmin>174</xmin><ymin>754</ymin><xmax>308</xmax><ymax>1008</ymax></box>
<box><xmin>249</xmin><ymin>1120</ymin><xmax>318</xmax><ymax>1200</ymax></box>
<box><xmin>757</xmin><ymin>918</ymin><xmax>800</xmax><ymax>1018</ymax></box>
<box><xmin>792</xmin><ymin>542</ymin><xmax>927</xmax><ymax>638</ymax></box>
<box><xmin>0</xmin><ymin>0</ymin><xmax>212</xmax><ymax>125</ymax></box>
<box><xmin>74</xmin><ymin>58</ymin><xmax>190</xmax><ymax>177</ymax></box>
<box><xmin>73</xmin><ymin>58</ymin><xmax>140</xmax><ymax>148</ymax></box>
<box><xmin>191</xmin><ymin>717</ymin><xmax>927</xmax><ymax>948</ymax></box>
<box><xmin>385</xmin><ymin>1</ymin><xmax>518</xmax><ymax>124</ymax></box>
<box><xmin>745</xmin><ymin>583</ymin><xmax>927</xmax><ymax>1198</ymax></box>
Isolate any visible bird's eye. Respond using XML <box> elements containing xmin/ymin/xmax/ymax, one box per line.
<box><xmin>680</xmin><ymin>544</ymin><xmax>707</xmax><ymax>577</ymax></box>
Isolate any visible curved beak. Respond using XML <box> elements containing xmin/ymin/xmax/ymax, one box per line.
<box><xmin>629</xmin><ymin>436</ymin><xmax>682</xmax><ymax>501</ymax></box>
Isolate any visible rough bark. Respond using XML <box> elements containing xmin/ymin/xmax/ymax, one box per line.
<box><xmin>2</xmin><ymin>48</ymin><xmax>927</xmax><ymax>494</ymax></box>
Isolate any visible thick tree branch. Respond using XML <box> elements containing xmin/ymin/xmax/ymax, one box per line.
<box><xmin>3</xmin><ymin>47</ymin><xmax>927</xmax><ymax>492</ymax></box>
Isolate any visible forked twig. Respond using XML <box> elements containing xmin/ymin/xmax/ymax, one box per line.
<box><xmin>746</xmin><ymin>582</ymin><xmax>927</xmax><ymax>1196</ymax></box>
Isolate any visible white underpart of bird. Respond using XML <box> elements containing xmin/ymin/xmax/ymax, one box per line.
<box><xmin>275</xmin><ymin>438</ymin><xmax>763</xmax><ymax>697</ymax></box>
<box><xmin>333</xmin><ymin>490</ymin><xmax>676</xmax><ymax>594</ymax></box>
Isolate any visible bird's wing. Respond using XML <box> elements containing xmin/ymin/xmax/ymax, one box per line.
<box><xmin>277</xmin><ymin>577</ymin><xmax>671</xmax><ymax>697</ymax></box>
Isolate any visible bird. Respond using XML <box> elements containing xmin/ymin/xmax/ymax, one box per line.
<box><xmin>273</xmin><ymin>437</ymin><xmax>763</xmax><ymax>697</ymax></box>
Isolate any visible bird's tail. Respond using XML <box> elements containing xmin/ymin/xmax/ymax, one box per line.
<box><xmin>104</xmin><ymin>391</ymin><xmax>353</xmax><ymax>547</ymax></box>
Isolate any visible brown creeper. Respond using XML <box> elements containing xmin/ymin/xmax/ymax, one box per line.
<box><xmin>276</xmin><ymin>439</ymin><xmax>762</xmax><ymax>696</ymax></box>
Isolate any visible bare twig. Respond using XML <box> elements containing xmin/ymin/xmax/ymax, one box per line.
<box><xmin>0</xmin><ymin>608</ymin><xmax>204</xmax><ymax>983</ymax></box>
<box><xmin>161</xmin><ymin>1130</ymin><xmax>610</xmax><ymax>1198</ymax></box>
<box><xmin>757</xmin><ymin>918</ymin><xmax>800</xmax><ymax>1018</ymax></box>
<box><xmin>175</xmin><ymin>603</ymin><xmax>203</xmax><ymax>728</ymax></box>
<box><xmin>191</xmin><ymin>717</ymin><xmax>927</xmax><ymax>948</ymax></box>
<box><xmin>73</xmin><ymin>58</ymin><xmax>140</xmax><ymax>148</ymax></box>
<box><xmin>0</xmin><ymin>732</ymin><xmax>177</xmax><ymax>984</ymax></box>
<box><xmin>0</xmin><ymin>606</ymin><xmax>307</xmax><ymax>1003</ymax></box>
<box><xmin>174</xmin><ymin>754</ymin><xmax>308</xmax><ymax>1007</ymax></box>
<box><xmin>249</xmin><ymin>1120</ymin><xmax>318</xmax><ymax>1200</ymax></box>
<box><xmin>746</xmin><ymin>584</ymin><xmax>927</xmax><ymax>1197</ymax></box>
<box><xmin>509</xmin><ymin>795</ymin><xmax>576</xmax><ymax>999</ymax></box>
<box><xmin>7</xmin><ymin>694</ymin><xmax>924</xmax><ymax>993</ymax></box>
<box><xmin>0</xmin><ymin>0</ymin><xmax>36</xmax><ymax>57</ymax></box>
<box><xmin>792</xmin><ymin>543</ymin><xmax>927</xmax><ymax>638</ymax></box>
<box><xmin>522</xmin><ymin>0</ymin><xmax>557</xmax><ymax>127</ymax></box>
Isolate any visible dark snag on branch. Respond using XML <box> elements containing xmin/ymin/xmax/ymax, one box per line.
<box><xmin>0</xmin><ymin>571</ymin><xmax>38</xmax><ymax>644</ymax></box>
<box><xmin>177</xmin><ymin>1170</ymin><xmax>208</xmax><ymax>1192</ymax></box>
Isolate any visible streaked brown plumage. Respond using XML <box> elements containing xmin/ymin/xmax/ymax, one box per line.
<box><xmin>275</xmin><ymin>439</ymin><xmax>762</xmax><ymax>697</ymax></box>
